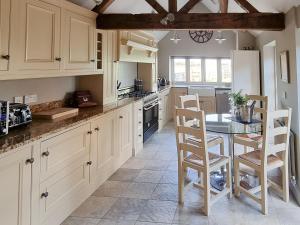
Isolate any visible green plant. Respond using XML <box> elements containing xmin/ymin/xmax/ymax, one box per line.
<box><xmin>229</xmin><ymin>90</ymin><xmax>249</xmax><ymax>107</ymax></box>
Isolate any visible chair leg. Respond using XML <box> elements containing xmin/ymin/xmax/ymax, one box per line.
<box><xmin>282</xmin><ymin>164</ymin><xmax>290</xmax><ymax>202</ymax></box>
<box><xmin>203</xmin><ymin>169</ymin><xmax>210</xmax><ymax>216</ymax></box>
<box><xmin>234</xmin><ymin>157</ymin><xmax>240</xmax><ymax>197</ymax></box>
<box><xmin>220</xmin><ymin>141</ymin><xmax>224</xmax><ymax>156</ymax></box>
<box><xmin>261</xmin><ymin>170</ymin><xmax>268</xmax><ymax>215</ymax></box>
<box><xmin>178</xmin><ymin>163</ymin><xmax>184</xmax><ymax>205</ymax></box>
<box><xmin>226</xmin><ymin>160</ymin><xmax>232</xmax><ymax>199</ymax></box>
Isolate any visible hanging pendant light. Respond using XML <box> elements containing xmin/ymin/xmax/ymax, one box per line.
<box><xmin>215</xmin><ymin>31</ymin><xmax>226</xmax><ymax>44</ymax></box>
<box><xmin>170</xmin><ymin>31</ymin><xmax>181</xmax><ymax>44</ymax></box>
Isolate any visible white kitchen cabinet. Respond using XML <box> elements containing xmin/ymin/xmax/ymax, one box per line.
<box><xmin>116</xmin><ymin>104</ymin><xmax>133</xmax><ymax>166</ymax></box>
<box><xmin>158</xmin><ymin>88</ymin><xmax>171</xmax><ymax>130</ymax></box>
<box><xmin>62</xmin><ymin>9</ymin><xmax>95</xmax><ymax>71</ymax></box>
<box><xmin>90</xmin><ymin>111</ymin><xmax>116</xmax><ymax>189</ymax></box>
<box><xmin>15</xmin><ymin>0</ymin><xmax>61</xmax><ymax>71</ymax></box>
<box><xmin>133</xmin><ymin>100</ymin><xmax>143</xmax><ymax>156</ymax></box>
<box><xmin>95</xmin><ymin>29</ymin><xmax>107</xmax><ymax>74</ymax></box>
<box><xmin>103</xmin><ymin>31</ymin><xmax>118</xmax><ymax>105</ymax></box>
<box><xmin>0</xmin><ymin>0</ymin><xmax>11</xmax><ymax>71</ymax></box>
<box><xmin>0</xmin><ymin>144</ymin><xmax>34</xmax><ymax>225</ymax></box>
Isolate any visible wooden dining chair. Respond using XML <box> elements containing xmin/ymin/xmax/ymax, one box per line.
<box><xmin>175</xmin><ymin>108</ymin><xmax>232</xmax><ymax>216</ymax></box>
<box><xmin>234</xmin><ymin>108</ymin><xmax>292</xmax><ymax>215</ymax></box>
<box><xmin>180</xmin><ymin>95</ymin><xmax>224</xmax><ymax>154</ymax></box>
<box><xmin>234</xmin><ymin>95</ymin><xmax>268</xmax><ymax>154</ymax></box>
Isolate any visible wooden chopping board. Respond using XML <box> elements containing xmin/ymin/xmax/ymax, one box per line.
<box><xmin>33</xmin><ymin>108</ymin><xmax>79</xmax><ymax>120</ymax></box>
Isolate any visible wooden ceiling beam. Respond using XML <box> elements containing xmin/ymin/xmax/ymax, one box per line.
<box><xmin>219</xmin><ymin>0</ymin><xmax>228</xmax><ymax>13</ymax></box>
<box><xmin>178</xmin><ymin>0</ymin><xmax>201</xmax><ymax>13</ymax></box>
<box><xmin>97</xmin><ymin>13</ymin><xmax>285</xmax><ymax>30</ymax></box>
<box><xmin>169</xmin><ymin>0</ymin><xmax>177</xmax><ymax>13</ymax></box>
<box><xmin>93</xmin><ymin>0</ymin><xmax>115</xmax><ymax>14</ymax></box>
<box><xmin>234</xmin><ymin>0</ymin><xmax>259</xmax><ymax>13</ymax></box>
<box><xmin>145</xmin><ymin>0</ymin><xmax>167</xmax><ymax>14</ymax></box>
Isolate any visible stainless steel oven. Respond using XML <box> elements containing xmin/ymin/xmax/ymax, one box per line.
<box><xmin>143</xmin><ymin>97</ymin><xmax>159</xmax><ymax>142</ymax></box>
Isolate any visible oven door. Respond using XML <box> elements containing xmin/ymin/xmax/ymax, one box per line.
<box><xmin>143</xmin><ymin>100</ymin><xmax>158</xmax><ymax>141</ymax></box>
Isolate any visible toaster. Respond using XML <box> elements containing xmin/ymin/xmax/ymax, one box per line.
<box><xmin>0</xmin><ymin>101</ymin><xmax>9</xmax><ymax>136</ymax></box>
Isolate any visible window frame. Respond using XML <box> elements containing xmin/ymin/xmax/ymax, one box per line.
<box><xmin>170</xmin><ymin>56</ymin><xmax>232</xmax><ymax>85</ymax></box>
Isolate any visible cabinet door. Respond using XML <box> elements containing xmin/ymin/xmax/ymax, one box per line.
<box><xmin>90</xmin><ymin>111</ymin><xmax>116</xmax><ymax>188</ymax></box>
<box><xmin>117</xmin><ymin>104</ymin><xmax>133</xmax><ymax>165</ymax></box>
<box><xmin>0</xmin><ymin>0</ymin><xmax>11</xmax><ymax>71</ymax></box>
<box><xmin>62</xmin><ymin>10</ymin><xmax>95</xmax><ymax>71</ymax></box>
<box><xmin>95</xmin><ymin>29</ymin><xmax>107</xmax><ymax>74</ymax></box>
<box><xmin>0</xmin><ymin>145</ymin><xmax>33</xmax><ymax>225</ymax></box>
<box><xmin>103</xmin><ymin>31</ymin><xmax>117</xmax><ymax>105</ymax></box>
<box><xmin>17</xmin><ymin>0</ymin><xmax>61</xmax><ymax>70</ymax></box>
<box><xmin>133</xmin><ymin>101</ymin><xmax>143</xmax><ymax>156</ymax></box>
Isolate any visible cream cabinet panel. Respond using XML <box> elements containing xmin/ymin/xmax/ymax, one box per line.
<box><xmin>39</xmin><ymin>157</ymin><xmax>90</xmax><ymax>225</ymax></box>
<box><xmin>40</xmin><ymin>123</ymin><xmax>91</xmax><ymax>182</ymax></box>
<box><xmin>103</xmin><ymin>31</ymin><xmax>117</xmax><ymax>105</ymax></box>
<box><xmin>0</xmin><ymin>0</ymin><xmax>11</xmax><ymax>71</ymax></box>
<box><xmin>62</xmin><ymin>10</ymin><xmax>95</xmax><ymax>71</ymax></box>
<box><xmin>133</xmin><ymin>100</ymin><xmax>143</xmax><ymax>156</ymax></box>
<box><xmin>16</xmin><ymin>0</ymin><xmax>61</xmax><ymax>70</ymax></box>
<box><xmin>95</xmin><ymin>29</ymin><xmax>107</xmax><ymax>74</ymax></box>
<box><xmin>0</xmin><ymin>145</ymin><xmax>33</xmax><ymax>225</ymax></box>
<box><xmin>116</xmin><ymin>104</ymin><xmax>133</xmax><ymax>165</ymax></box>
<box><xmin>90</xmin><ymin>111</ymin><xmax>116</xmax><ymax>188</ymax></box>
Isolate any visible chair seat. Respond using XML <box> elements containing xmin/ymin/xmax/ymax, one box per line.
<box><xmin>238</xmin><ymin>150</ymin><xmax>283</xmax><ymax>168</ymax></box>
<box><xmin>185</xmin><ymin>152</ymin><xmax>227</xmax><ymax>168</ymax></box>
<box><xmin>187</xmin><ymin>134</ymin><xmax>223</xmax><ymax>144</ymax></box>
<box><xmin>235</xmin><ymin>133</ymin><xmax>263</xmax><ymax>142</ymax></box>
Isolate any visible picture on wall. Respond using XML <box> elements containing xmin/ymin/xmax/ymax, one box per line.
<box><xmin>280</xmin><ymin>51</ymin><xmax>290</xmax><ymax>83</ymax></box>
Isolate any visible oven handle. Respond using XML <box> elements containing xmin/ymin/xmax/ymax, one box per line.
<box><xmin>144</xmin><ymin>102</ymin><xmax>158</xmax><ymax>111</ymax></box>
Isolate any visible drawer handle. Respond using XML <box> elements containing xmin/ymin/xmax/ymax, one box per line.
<box><xmin>90</xmin><ymin>59</ymin><xmax>95</xmax><ymax>62</ymax></box>
<box><xmin>87</xmin><ymin>131</ymin><xmax>92</xmax><ymax>135</ymax></box>
<box><xmin>139</xmin><ymin>109</ymin><xmax>142</xmax><ymax>111</ymax></box>
<box><xmin>1</xmin><ymin>55</ymin><xmax>10</xmax><ymax>60</ymax></box>
<box><xmin>25</xmin><ymin>158</ymin><xmax>34</xmax><ymax>165</ymax></box>
<box><xmin>139</xmin><ymin>121</ymin><xmax>142</xmax><ymax>124</ymax></box>
<box><xmin>55</xmin><ymin>57</ymin><xmax>62</xmax><ymax>61</ymax></box>
<box><xmin>42</xmin><ymin>151</ymin><xmax>50</xmax><ymax>157</ymax></box>
<box><xmin>41</xmin><ymin>192</ymin><xmax>49</xmax><ymax>198</ymax></box>
<box><xmin>94</xmin><ymin>127</ymin><xmax>100</xmax><ymax>131</ymax></box>
<box><xmin>139</xmin><ymin>134</ymin><xmax>142</xmax><ymax>137</ymax></box>
<box><xmin>87</xmin><ymin>161</ymin><xmax>92</xmax><ymax>166</ymax></box>
<box><xmin>119</xmin><ymin>116</ymin><xmax>123</xmax><ymax>119</ymax></box>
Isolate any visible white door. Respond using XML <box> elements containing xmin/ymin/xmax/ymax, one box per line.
<box><xmin>17</xmin><ymin>0</ymin><xmax>61</xmax><ymax>70</ymax></box>
<box><xmin>0</xmin><ymin>146</ymin><xmax>32</xmax><ymax>225</ymax></box>
<box><xmin>263</xmin><ymin>43</ymin><xmax>277</xmax><ymax>111</ymax></box>
<box><xmin>0</xmin><ymin>0</ymin><xmax>11</xmax><ymax>71</ymax></box>
<box><xmin>62</xmin><ymin>10</ymin><xmax>95</xmax><ymax>71</ymax></box>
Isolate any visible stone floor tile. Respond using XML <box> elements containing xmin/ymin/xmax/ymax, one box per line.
<box><xmin>109</xmin><ymin>169</ymin><xmax>141</xmax><ymax>182</ymax></box>
<box><xmin>151</xmin><ymin>184</ymin><xmax>178</xmax><ymax>202</ymax></box>
<box><xmin>93</xmin><ymin>181</ymin><xmax>131</xmax><ymax>198</ymax></box>
<box><xmin>61</xmin><ymin>217</ymin><xmax>100</xmax><ymax>225</ymax></box>
<box><xmin>121</xmin><ymin>182</ymin><xmax>157</xmax><ymax>199</ymax></box>
<box><xmin>134</xmin><ymin>170</ymin><xmax>163</xmax><ymax>183</ymax></box>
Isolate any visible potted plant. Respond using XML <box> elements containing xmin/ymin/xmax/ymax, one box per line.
<box><xmin>229</xmin><ymin>91</ymin><xmax>254</xmax><ymax>122</ymax></box>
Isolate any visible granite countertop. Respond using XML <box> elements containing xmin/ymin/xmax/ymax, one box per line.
<box><xmin>0</xmin><ymin>98</ymin><xmax>141</xmax><ymax>155</ymax></box>
<box><xmin>158</xmin><ymin>85</ymin><xmax>171</xmax><ymax>93</ymax></box>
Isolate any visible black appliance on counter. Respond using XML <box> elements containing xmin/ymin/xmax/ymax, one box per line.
<box><xmin>0</xmin><ymin>101</ymin><xmax>9</xmax><ymax>136</ymax></box>
<box><xmin>134</xmin><ymin>79</ymin><xmax>144</xmax><ymax>92</ymax></box>
<box><xmin>143</xmin><ymin>93</ymin><xmax>159</xmax><ymax>142</ymax></box>
<box><xmin>9</xmin><ymin>103</ymin><xmax>32</xmax><ymax>128</ymax></box>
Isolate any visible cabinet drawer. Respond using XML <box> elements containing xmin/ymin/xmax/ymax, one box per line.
<box><xmin>40</xmin><ymin>123</ymin><xmax>91</xmax><ymax>181</ymax></box>
<box><xmin>39</xmin><ymin>158</ymin><xmax>89</xmax><ymax>225</ymax></box>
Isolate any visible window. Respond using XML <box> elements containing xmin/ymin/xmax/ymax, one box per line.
<box><xmin>205</xmin><ymin>59</ymin><xmax>218</xmax><ymax>82</ymax></box>
<box><xmin>171</xmin><ymin>57</ymin><xmax>232</xmax><ymax>84</ymax></box>
<box><xmin>221</xmin><ymin>59</ymin><xmax>232</xmax><ymax>83</ymax></box>
<box><xmin>173</xmin><ymin>58</ymin><xmax>186</xmax><ymax>82</ymax></box>
<box><xmin>190</xmin><ymin>59</ymin><xmax>202</xmax><ymax>82</ymax></box>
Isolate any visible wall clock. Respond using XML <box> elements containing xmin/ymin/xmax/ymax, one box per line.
<box><xmin>189</xmin><ymin>30</ymin><xmax>213</xmax><ymax>43</ymax></box>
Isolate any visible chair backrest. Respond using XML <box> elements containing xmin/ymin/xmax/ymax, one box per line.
<box><xmin>175</xmin><ymin>108</ymin><xmax>209</xmax><ymax>166</ymax></box>
<box><xmin>261</xmin><ymin>108</ymin><xmax>292</xmax><ymax>166</ymax></box>
<box><xmin>180</xmin><ymin>94</ymin><xmax>200</xmax><ymax>111</ymax></box>
<box><xmin>246</xmin><ymin>95</ymin><xmax>268</xmax><ymax>117</ymax></box>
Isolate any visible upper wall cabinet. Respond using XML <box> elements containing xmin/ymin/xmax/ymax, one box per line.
<box><xmin>0</xmin><ymin>0</ymin><xmax>11</xmax><ymax>71</ymax></box>
<box><xmin>62</xmin><ymin>9</ymin><xmax>95</xmax><ymax>71</ymax></box>
<box><xmin>16</xmin><ymin>0</ymin><xmax>61</xmax><ymax>71</ymax></box>
<box><xmin>117</xmin><ymin>30</ymin><xmax>158</xmax><ymax>63</ymax></box>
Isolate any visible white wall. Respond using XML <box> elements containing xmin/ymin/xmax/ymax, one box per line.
<box><xmin>0</xmin><ymin>77</ymin><xmax>76</xmax><ymax>104</ymax></box>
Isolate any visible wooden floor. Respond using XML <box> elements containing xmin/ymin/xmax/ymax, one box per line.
<box><xmin>62</xmin><ymin>122</ymin><xmax>300</xmax><ymax>225</ymax></box>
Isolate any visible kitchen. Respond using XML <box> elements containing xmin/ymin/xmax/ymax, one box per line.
<box><xmin>1</xmin><ymin>0</ymin><xmax>300</xmax><ymax>225</ymax></box>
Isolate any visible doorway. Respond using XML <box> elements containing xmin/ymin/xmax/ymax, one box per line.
<box><xmin>263</xmin><ymin>41</ymin><xmax>277</xmax><ymax>111</ymax></box>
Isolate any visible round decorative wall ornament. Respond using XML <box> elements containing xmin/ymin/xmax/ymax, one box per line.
<box><xmin>189</xmin><ymin>30</ymin><xmax>214</xmax><ymax>44</ymax></box>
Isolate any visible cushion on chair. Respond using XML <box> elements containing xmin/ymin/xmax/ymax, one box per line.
<box><xmin>238</xmin><ymin>150</ymin><xmax>283</xmax><ymax>167</ymax></box>
<box><xmin>185</xmin><ymin>152</ymin><xmax>227</xmax><ymax>167</ymax></box>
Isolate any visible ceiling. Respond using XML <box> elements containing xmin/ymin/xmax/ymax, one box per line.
<box><xmin>67</xmin><ymin>0</ymin><xmax>300</xmax><ymax>40</ymax></box>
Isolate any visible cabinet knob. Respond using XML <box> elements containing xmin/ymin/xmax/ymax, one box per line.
<box><xmin>42</xmin><ymin>151</ymin><xmax>50</xmax><ymax>157</ymax></box>
<box><xmin>1</xmin><ymin>55</ymin><xmax>10</xmax><ymax>60</ymax></box>
<box><xmin>25</xmin><ymin>158</ymin><xmax>34</xmax><ymax>165</ymax></box>
<box><xmin>87</xmin><ymin>161</ymin><xmax>92</xmax><ymax>166</ymax></box>
<box><xmin>139</xmin><ymin>109</ymin><xmax>142</xmax><ymax>111</ymax></box>
<box><xmin>87</xmin><ymin>131</ymin><xmax>92</xmax><ymax>135</ymax></box>
<box><xmin>94</xmin><ymin>127</ymin><xmax>100</xmax><ymax>131</ymax></box>
<box><xmin>139</xmin><ymin>134</ymin><xmax>142</xmax><ymax>137</ymax></box>
<box><xmin>90</xmin><ymin>59</ymin><xmax>95</xmax><ymax>62</ymax></box>
<box><xmin>139</xmin><ymin>121</ymin><xmax>142</xmax><ymax>124</ymax></box>
<box><xmin>55</xmin><ymin>57</ymin><xmax>62</xmax><ymax>61</ymax></box>
<box><xmin>41</xmin><ymin>192</ymin><xmax>49</xmax><ymax>198</ymax></box>
<box><xmin>119</xmin><ymin>116</ymin><xmax>123</xmax><ymax>119</ymax></box>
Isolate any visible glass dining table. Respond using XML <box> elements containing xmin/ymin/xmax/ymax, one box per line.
<box><xmin>204</xmin><ymin>113</ymin><xmax>262</xmax><ymax>190</ymax></box>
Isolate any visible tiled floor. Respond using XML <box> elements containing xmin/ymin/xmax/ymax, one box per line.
<box><xmin>62</xmin><ymin>123</ymin><xmax>300</xmax><ymax>225</ymax></box>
